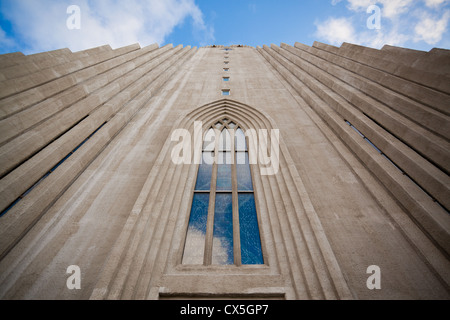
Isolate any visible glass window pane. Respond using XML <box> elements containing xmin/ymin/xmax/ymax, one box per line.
<box><xmin>238</xmin><ymin>193</ymin><xmax>263</xmax><ymax>265</ymax></box>
<box><xmin>235</xmin><ymin>128</ymin><xmax>246</xmax><ymax>151</ymax></box>
<box><xmin>236</xmin><ymin>151</ymin><xmax>249</xmax><ymax>165</ymax></box>
<box><xmin>217</xmin><ymin>152</ymin><xmax>232</xmax><ymax>191</ymax></box>
<box><xmin>236</xmin><ymin>152</ymin><xmax>253</xmax><ymax>191</ymax></box>
<box><xmin>201</xmin><ymin>151</ymin><xmax>215</xmax><ymax>166</ymax></box>
<box><xmin>219</xmin><ymin>129</ymin><xmax>231</xmax><ymax>151</ymax></box>
<box><xmin>212</xmin><ymin>193</ymin><xmax>234</xmax><ymax>265</ymax></box>
<box><xmin>203</xmin><ymin>128</ymin><xmax>216</xmax><ymax>151</ymax></box>
<box><xmin>218</xmin><ymin>151</ymin><xmax>232</xmax><ymax>164</ymax></box>
<box><xmin>182</xmin><ymin>193</ymin><xmax>210</xmax><ymax>264</ymax></box>
<box><xmin>195</xmin><ymin>152</ymin><xmax>213</xmax><ymax>191</ymax></box>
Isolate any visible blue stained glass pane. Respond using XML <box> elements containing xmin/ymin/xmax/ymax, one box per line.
<box><xmin>236</xmin><ymin>152</ymin><xmax>253</xmax><ymax>191</ymax></box>
<box><xmin>212</xmin><ymin>193</ymin><xmax>234</xmax><ymax>265</ymax></box>
<box><xmin>183</xmin><ymin>193</ymin><xmax>210</xmax><ymax>264</ymax></box>
<box><xmin>216</xmin><ymin>152</ymin><xmax>232</xmax><ymax>191</ymax></box>
<box><xmin>238</xmin><ymin>193</ymin><xmax>263</xmax><ymax>265</ymax></box>
<box><xmin>195</xmin><ymin>152</ymin><xmax>213</xmax><ymax>191</ymax></box>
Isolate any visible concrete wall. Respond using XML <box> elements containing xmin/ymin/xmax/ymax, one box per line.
<box><xmin>0</xmin><ymin>42</ymin><xmax>448</xmax><ymax>299</ymax></box>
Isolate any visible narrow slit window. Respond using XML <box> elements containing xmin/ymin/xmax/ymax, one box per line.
<box><xmin>212</xmin><ymin>193</ymin><xmax>234</xmax><ymax>265</ymax></box>
<box><xmin>217</xmin><ymin>152</ymin><xmax>232</xmax><ymax>191</ymax></box>
<box><xmin>222</xmin><ymin>89</ymin><xmax>230</xmax><ymax>96</ymax></box>
<box><xmin>195</xmin><ymin>152</ymin><xmax>213</xmax><ymax>190</ymax></box>
<box><xmin>239</xmin><ymin>193</ymin><xmax>263</xmax><ymax>265</ymax></box>
<box><xmin>182</xmin><ymin>120</ymin><xmax>264</xmax><ymax>266</ymax></box>
<box><xmin>182</xmin><ymin>193</ymin><xmax>210</xmax><ymax>265</ymax></box>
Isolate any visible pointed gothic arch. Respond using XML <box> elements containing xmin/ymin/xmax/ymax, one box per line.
<box><xmin>182</xmin><ymin>117</ymin><xmax>263</xmax><ymax>267</ymax></box>
<box><xmin>91</xmin><ymin>99</ymin><xmax>352</xmax><ymax>300</ymax></box>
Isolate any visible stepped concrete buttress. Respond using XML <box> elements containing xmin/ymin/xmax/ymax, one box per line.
<box><xmin>0</xmin><ymin>42</ymin><xmax>449</xmax><ymax>300</ymax></box>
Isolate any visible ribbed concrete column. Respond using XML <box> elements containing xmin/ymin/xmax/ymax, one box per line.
<box><xmin>258</xmin><ymin>42</ymin><xmax>450</xmax><ymax>258</ymax></box>
<box><xmin>0</xmin><ymin>43</ymin><xmax>197</xmax><ymax>261</ymax></box>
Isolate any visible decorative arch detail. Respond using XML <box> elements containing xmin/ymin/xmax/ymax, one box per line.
<box><xmin>90</xmin><ymin>99</ymin><xmax>352</xmax><ymax>300</ymax></box>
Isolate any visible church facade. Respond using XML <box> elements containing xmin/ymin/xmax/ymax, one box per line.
<box><xmin>0</xmin><ymin>41</ymin><xmax>448</xmax><ymax>299</ymax></box>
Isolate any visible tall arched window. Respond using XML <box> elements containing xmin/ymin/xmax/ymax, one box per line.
<box><xmin>182</xmin><ymin>119</ymin><xmax>264</xmax><ymax>266</ymax></box>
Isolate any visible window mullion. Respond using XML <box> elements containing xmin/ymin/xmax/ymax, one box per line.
<box><xmin>203</xmin><ymin>127</ymin><xmax>220</xmax><ymax>265</ymax></box>
<box><xmin>183</xmin><ymin>121</ymin><xmax>265</xmax><ymax>267</ymax></box>
<box><xmin>231</xmin><ymin>129</ymin><xmax>242</xmax><ymax>266</ymax></box>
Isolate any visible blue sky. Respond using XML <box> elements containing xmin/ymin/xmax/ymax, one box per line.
<box><xmin>0</xmin><ymin>0</ymin><xmax>449</xmax><ymax>55</ymax></box>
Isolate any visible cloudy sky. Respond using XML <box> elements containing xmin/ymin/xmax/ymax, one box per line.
<box><xmin>0</xmin><ymin>0</ymin><xmax>449</xmax><ymax>55</ymax></box>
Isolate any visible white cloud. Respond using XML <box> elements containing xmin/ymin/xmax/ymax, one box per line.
<box><xmin>424</xmin><ymin>0</ymin><xmax>449</xmax><ymax>7</ymax></box>
<box><xmin>1</xmin><ymin>0</ymin><xmax>214</xmax><ymax>54</ymax></box>
<box><xmin>365</xmin><ymin>28</ymin><xmax>409</xmax><ymax>48</ymax></box>
<box><xmin>381</xmin><ymin>0</ymin><xmax>414</xmax><ymax>18</ymax></box>
<box><xmin>315</xmin><ymin>16</ymin><xmax>409</xmax><ymax>48</ymax></box>
<box><xmin>346</xmin><ymin>0</ymin><xmax>377</xmax><ymax>11</ymax></box>
<box><xmin>344</xmin><ymin>0</ymin><xmax>415</xmax><ymax>19</ymax></box>
<box><xmin>414</xmin><ymin>10</ymin><xmax>450</xmax><ymax>44</ymax></box>
<box><xmin>0</xmin><ymin>26</ymin><xmax>16</xmax><ymax>49</ymax></box>
<box><xmin>315</xmin><ymin>17</ymin><xmax>358</xmax><ymax>46</ymax></box>
<box><xmin>318</xmin><ymin>0</ymin><xmax>449</xmax><ymax>49</ymax></box>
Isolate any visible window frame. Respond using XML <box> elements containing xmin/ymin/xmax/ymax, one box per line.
<box><xmin>181</xmin><ymin>119</ymin><xmax>266</xmax><ymax>267</ymax></box>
